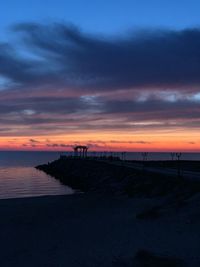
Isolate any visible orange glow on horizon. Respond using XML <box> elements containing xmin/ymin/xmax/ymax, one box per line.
<box><xmin>0</xmin><ymin>129</ymin><xmax>200</xmax><ymax>152</ymax></box>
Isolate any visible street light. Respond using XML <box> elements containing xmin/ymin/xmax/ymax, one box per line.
<box><xmin>170</xmin><ymin>152</ymin><xmax>175</xmax><ymax>161</ymax></box>
<box><xmin>176</xmin><ymin>152</ymin><xmax>182</xmax><ymax>178</ymax></box>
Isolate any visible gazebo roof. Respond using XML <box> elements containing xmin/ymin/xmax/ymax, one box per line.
<box><xmin>74</xmin><ymin>145</ymin><xmax>88</xmax><ymax>150</ymax></box>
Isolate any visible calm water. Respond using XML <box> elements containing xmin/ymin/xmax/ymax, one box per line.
<box><xmin>0</xmin><ymin>151</ymin><xmax>199</xmax><ymax>200</ymax></box>
<box><xmin>0</xmin><ymin>151</ymin><xmax>74</xmax><ymax>200</ymax></box>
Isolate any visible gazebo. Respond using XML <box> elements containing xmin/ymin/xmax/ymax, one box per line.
<box><xmin>73</xmin><ymin>145</ymin><xmax>88</xmax><ymax>158</ymax></box>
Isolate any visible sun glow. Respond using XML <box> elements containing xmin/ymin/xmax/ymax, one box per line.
<box><xmin>0</xmin><ymin>128</ymin><xmax>200</xmax><ymax>152</ymax></box>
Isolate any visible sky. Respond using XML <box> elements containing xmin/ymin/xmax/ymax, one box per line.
<box><xmin>0</xmin><ymin>0</ymin><xmax>200</xmax><ymax>151</ymax></box>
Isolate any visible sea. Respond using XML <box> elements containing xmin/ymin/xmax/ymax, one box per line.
<box><xmin>0</xmin><ymin>151</ymin><xmax>200</xmax><ymax>200</ymax></box>
<box><xmin>0</xmin><ymin>151</ymin><xmax>74</xmax><ymax>200</ymax></box>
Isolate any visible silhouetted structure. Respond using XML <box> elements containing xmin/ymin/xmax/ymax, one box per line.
<box><xmin>74</xmin><ymin>146</ymin><xmax>88</xmax><ymax>158</ymax></box>
<box><xmin>170</xmin><ymin>152</ymin><xmax>175</xmax><ymax>161</ymax></box>
<box><xmin>141</xmin><ymin>152</ymin><xmax>149</xmax><ymax>162</ymax></box>
<box><xmin>176</xmin><ymin>152</ymin><xmax>182</xmax><ymax>177</ymax></box>
<box><xmin>121</xmin><ymin>152</ymin><xmax>126</xmax><ymax>161</ymax></box>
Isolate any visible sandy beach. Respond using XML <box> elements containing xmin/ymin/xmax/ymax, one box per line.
<box><xmin>0</xmin><ymin>192</ymin><xmax>199</xmax><ymax>267</ymax></box>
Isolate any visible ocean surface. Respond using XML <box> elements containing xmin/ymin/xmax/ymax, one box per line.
<box><xmin>0</xmin><ymin>151</ymin><xmax>74</xmax><ymax>200</ymax></box>
<box><xmin>0</xmin><ymin>151</ymin><xmax>200</xmax><ymax>200</ymax></box>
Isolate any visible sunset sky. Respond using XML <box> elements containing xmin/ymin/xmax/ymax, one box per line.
<box><xmin>1</xmin><ymin>0</ymin><xmax>200</xmax><ymax>151</ymax></box>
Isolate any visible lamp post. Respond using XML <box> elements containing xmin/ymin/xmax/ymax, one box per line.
<box><xmin>141</xmin><ymin>152</ymin><xmax>148</xmax><ymax>162</ymax></box>
<box><xmin>176</xmin><ymin>152</ymin><xmax>182</xmax><ymax>178</ymax></box>
<box><xmin>170</xmin><ymin>152</ymin><xmax>175</xmax><ymax>161</ymax></box>
<box><xmin>141</xmin><ymin>152</ymin><xmax>148</xmax><ymax>171</ymax></box>
<box><xmin>121</xmin><ymin>152</ymin><xmax>126</xmax><ymax>161</ymax></box>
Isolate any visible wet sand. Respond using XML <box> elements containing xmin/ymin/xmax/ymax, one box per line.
<box><xmin>0</xmin><ymin>193</ymin><xmax>199</xmax><ymax>266</ymax></box>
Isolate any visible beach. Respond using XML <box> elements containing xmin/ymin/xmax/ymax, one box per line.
<box><xmin>0</xmin><ymin>192</ymin><xmax>199</xmax><ymax>267</ymax></box>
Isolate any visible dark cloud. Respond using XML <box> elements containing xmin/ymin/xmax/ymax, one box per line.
<box><xmin>0</xmin><ymin>96</ymin><xmax>97</xmax><ymax>116</ymax></box>
<box><xmin>46</xmin><ymin>143</ymin><xmax>72</xmax><ymax>148</ymax></box>
<box><xmin>29</xmin><ymin>139</ymin><xmax>40</xmax><ymax>143</ymax></box>
<box><xmin>0</xmin><ymin>92</ymin><xmax>200</xmax><ymax>136</ymax></box>
<box><xmin>109</xmin><ymin>140</ymin><xmax>152</xmax><ymax>144</ymax></box>
<box><xmin>102</xmin><ymin>97</ymin><xmax>200</xmax><ymax>120</ymax></box>
<box><xmin>0</xmin><ymin>23</ymin><xmax>200</xmax><ymax>92</ymax></box>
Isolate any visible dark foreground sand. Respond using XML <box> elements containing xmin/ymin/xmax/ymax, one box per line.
<box><xmin>0</xmin><ymin>193</ymin><xmax>199</xmax><ymax>267</ymax></box>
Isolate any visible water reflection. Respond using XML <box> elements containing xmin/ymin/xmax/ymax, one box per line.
<box><xmin>0</xmin><ymin>152</ymin><xmax>74</xmax><ymax>199</ymax></box>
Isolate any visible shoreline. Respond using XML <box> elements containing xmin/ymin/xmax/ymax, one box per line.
<box><xmin>0</xmin><ymin>192</ymin><xmax>78</xmax><ymax>202</ymax></box>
